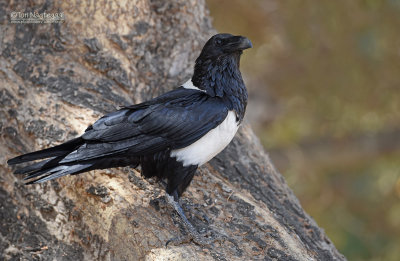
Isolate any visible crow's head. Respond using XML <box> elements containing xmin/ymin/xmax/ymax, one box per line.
<box><xmin>196</xmin><ymin>33</ymin><xmax>252</xmax><ymax>62</ymax></box>
<box><xmin>192</xmin><ymin>34</ymin><xmax>252</xmax><ymax>101</ymax></box>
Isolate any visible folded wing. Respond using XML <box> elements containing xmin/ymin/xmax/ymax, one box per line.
<box><xmin>60</xmin><ymin>88</ymin><xmax>229</xmax><ymax>163</ymax></box>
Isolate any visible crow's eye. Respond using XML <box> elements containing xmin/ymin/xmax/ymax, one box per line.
<box><xmin>215</xmin><ymin>38</ymin><xmax>222</xmax><ymax>46</ymax></box>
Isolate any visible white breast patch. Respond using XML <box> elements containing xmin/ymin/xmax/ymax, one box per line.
<box><xmin>171</xmin><ymin>111</ymin><xmax>239</xmax><ymax>167</ymax></box>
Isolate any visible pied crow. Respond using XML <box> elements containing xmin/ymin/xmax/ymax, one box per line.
<box><xmin>7</xmin><ymin>33</ymin><xmax>252</xmax><ymax>245</ymax></box>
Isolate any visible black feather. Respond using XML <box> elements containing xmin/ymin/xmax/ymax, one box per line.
<box><xmin>7</xmin><ymin>137</ymin><xmax>84</xmax><ymax>165</ymax></box>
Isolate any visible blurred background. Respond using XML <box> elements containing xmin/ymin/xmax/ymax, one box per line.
<box><xmin>206</xmin><ymin>1</ymin><xmax>400</xmax><ymax>260</ymax></box>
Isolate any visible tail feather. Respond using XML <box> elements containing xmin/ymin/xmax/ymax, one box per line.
<box><xmin>14</xmin><ymin>157</ymin><xmax>57</xmax><ymax>175</ymax></box>
<box><xmin>8</xmin><ymin>136</ymin><xmax>139</xmax><ymax>185</ymax></box>
<box><xmin>7</xmin><ymin>136</ymin><xmax>91</xmax><ymax>184</ymax></box>
<box><xmin>25</xmin><ymin>163</ymin><xmax>93</xmax><ymax>184</ymax></box>
<box><xmin>7</xmin><ymin>137</ymin><xmax>84</xmax><ymax>165</ymax></box>
<box><xmin>22</xmin><ymin>158</ymin><xmax>65</xmax><ymax>181</ymax></box>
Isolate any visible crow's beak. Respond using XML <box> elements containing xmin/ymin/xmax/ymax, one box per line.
<box><xmin>236</xmin><ymin>36</ymin><xmax>253</xmax><ymax>50</ymax></box>
<box><xmin>226</xmin><ymin>36</ymin><xmax>253</xmax><ymax>52</ymax></box>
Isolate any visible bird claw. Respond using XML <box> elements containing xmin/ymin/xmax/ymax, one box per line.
<box><xmin>164</xmin><ymin>192</ymin><xmax>226</xmax><ymax>247</ymax></box>
<box><xmin>186</xmin><ymin>206</ymin><xmax>211</xmax><ymax>224</ymax></box>
<box><xmin>165</xmin><ymin>230</ymin><xmax>226</xmax><ymax>247</ymax></box>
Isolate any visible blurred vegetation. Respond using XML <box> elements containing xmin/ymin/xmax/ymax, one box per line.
<box><xmin>206</xmin><ymin>0</ymin><xmax>400</xmax><ymax>260</ymax></box>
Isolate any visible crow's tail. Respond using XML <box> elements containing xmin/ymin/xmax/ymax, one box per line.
<box><xmin>7</xmin><ymin>137</ymin><xmax>93</xmax><ymax>184</ymax></box>
<box><xmin>7</xmin><ymin>137</ymin><xmax>84</xmax><ymax>165</ymax></box>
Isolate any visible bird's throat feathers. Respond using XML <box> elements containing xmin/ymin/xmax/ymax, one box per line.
<box><xmin>192</xmin><ymin>53</ymin><xmax>248</xmax><ymax>122</ymax></box>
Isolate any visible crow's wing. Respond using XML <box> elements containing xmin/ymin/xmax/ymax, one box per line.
<box><xmin>60</xmin><ymin>88</ymin><xmax>230</xmax><ymax>163</ymax></box>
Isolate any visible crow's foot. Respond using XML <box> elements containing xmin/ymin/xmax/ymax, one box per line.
<box><xmin>165</xmin><ymin>193</ymin><xmax>225</xmax><ymax>247</ymax></box>
<box><xmin>165</xmin><ymin>229</ymin><xmax>225</xmax><ymax>247</ymax></box>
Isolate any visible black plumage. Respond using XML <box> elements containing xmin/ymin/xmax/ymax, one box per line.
<box><xmin>7</xmin><ymin>33</ymin><xmax>252</xmax><ymax>244</ymax></box>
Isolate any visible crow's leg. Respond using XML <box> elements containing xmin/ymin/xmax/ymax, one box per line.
<box><xmin>165</xmin><ymin>190</ymin><xmax>225</xmax><ymax>246</ymax></box>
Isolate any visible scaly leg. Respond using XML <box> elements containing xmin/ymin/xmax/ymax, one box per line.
<box><xmin>165</xmin><ymin>190</ymin><xmax>225</xmax><ymax>246</ymax></box>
